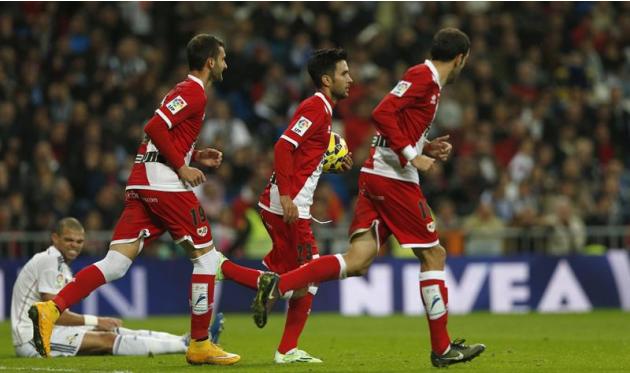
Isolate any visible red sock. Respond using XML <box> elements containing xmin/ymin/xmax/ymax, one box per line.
<box><xmin>419</xmin><ymin>271</ymin><xmax>451</xmax><ymax>355</ymax></box>
<box><xmin>278</xmin><ymin>293</ymin><xmax>314</xmax><ymax>354</ymax></box>
<box><xmin>221</xmin><ymin>260</ymin><xmax>261</xmax><ymax>290</ymax></box>
<box><xmin>190</xmin><ymin>274</ymin><xmax>215</xmax><ymax>340</ymax></box>
<box><xmin>279</xmin><ymin>255</ymin><xmax>342</xmax><ymax>295</ymax></box>
<box><xmin>53</xmin><ymin>264</ymin><xmax>106</xmax><ymax>312</ymax></box>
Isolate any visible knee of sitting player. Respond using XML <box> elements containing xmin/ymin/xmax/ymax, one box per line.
<box><xmin>79</xmin><ymin>332</ymin><xmax>117</xmax><ymax>355</ymax></box>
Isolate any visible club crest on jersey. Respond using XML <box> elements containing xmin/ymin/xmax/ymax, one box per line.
<box><xmin>391</xmin><ymin>80</ymin><xmax>412</xmax><ymax>97</ymax></box>
<box><xmin>56</xmin><ymin>273</ymin><xmax>65</xmax><ymax>287</ymax></box>
<box><xmin>166</xmin><ymin>95</ymin><xmax>187</xmax><ymax>114</ymax></box>
<box><xmin>291</xmin><ymin>116</ymin><xmax>313</xmax><ymax>137</ymax></box>
<box><xmin>197</xmin><ymin>226</ymin><xmax>208</xmax><ymax>237</ymax></box>
<box><xmin>65</xmin><ymin>333</ymin><xmax>79</xmax><ymax>346</ymax></box>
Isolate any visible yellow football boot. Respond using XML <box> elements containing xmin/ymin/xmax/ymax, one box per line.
<box><xmin>28</xmin><ymin>301</ymin><xmax>61</xmax><ymax>357</ymax></box>
<box><xmin>186</xmin><ymin>339</ymin><xmax>240</xmax><ymax>365</ymax></box>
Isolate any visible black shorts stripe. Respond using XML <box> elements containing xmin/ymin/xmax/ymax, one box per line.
<box><xmin>50</xmin><ymin>343</ymin><xmax>77</xmax><ymax>352</ymax></box>
<box><xmin>51</xmin><ymin>344</ymin><xmax>76</xmax><ymax>349</ymax></box>
<box><xmin>51</xmin><ymin>347</ymin><xmax>76</xmax><ymax>353</ymax></box>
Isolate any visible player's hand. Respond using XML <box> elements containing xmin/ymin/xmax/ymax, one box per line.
<box><xmin>177</xmin><ymin>165</ymin><xmax>206</xmax><ymax>187</ymax></box>
<box><xmin>338</xmin><ymin>152</ymin><xmax>353</xmax><ymax>173</ymax></box>
<box><xmin>410</xmin><ymin>155</ymin><xmax>436</xmax><ymax>172</ymax></box>
<box><xmin>96</xmin><ymin>317</ymin><xmax>123</xmax><ymax>331</ymax></box>
<box><xmin>195</xmin><ymin>148</ymin><xmax>223</xmax><ymax>168</ymax></box>
<box><xmin>427</xmin><ymin>135</ymin><xmax>453</xmax><ymax>161</ymax></box>
<box><xmin>280</xmin><ymin>195</ymin><xmax>298</xmax><ymax>224</ymax></box>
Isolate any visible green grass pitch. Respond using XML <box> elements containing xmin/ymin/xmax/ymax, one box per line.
<box><xmin>1</xmin><ymin>311</ymin><xmax>629</xmax><ymax>372</ymax></box>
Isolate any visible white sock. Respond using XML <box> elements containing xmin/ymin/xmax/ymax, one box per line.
<box><xmin>113</xmin><ymin>335</ymin><xmax>186</xmax><ymax>356</ymax></box>
<box><xmin>116</xmin><ymin>327</ymin><xmax>183</xmax><ymax>341</ymax></box>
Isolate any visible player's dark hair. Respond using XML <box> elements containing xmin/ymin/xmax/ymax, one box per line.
<box><xmin>307</xmin><ymin>48</ymin><xmax>348</xmax><ymax>88</ymax></box>
<box><xmin>430</xmin><ymin>28</ymin><xmax>470</xmax><ymax>61</ymax></box>
<box><xmin>54</xmin><ymin>217</ymin><xmax>84</xmax><ymax>235</ymax></box>
<box><xmin>187</xmin><ymin>34</ymin><xmax>225</xmax><ymax>71</ymax></box>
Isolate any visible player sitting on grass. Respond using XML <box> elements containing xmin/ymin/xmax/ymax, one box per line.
<box><xmin>11</xmin><ymin>217</ymin><xmax>221</xmax><ymax>357</ymax></box>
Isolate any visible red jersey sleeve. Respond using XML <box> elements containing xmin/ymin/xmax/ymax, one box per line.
<box><xmin>274</xmin><ymin>140</ymin><xmax>294</xmax><ymax>196</ymax></box>
<box><xmin>275</xmin><ymin>103</ymin><xmax>326</xmax><ymax>195</ymax></box>
<box><xmin>153</xmin><ymin>88</ymin><xmax>204</xmax><ymax>129</ymax></box>
<box><xmin>278</xmin><ymin>104</ymin><xmax>325</xmax><ymax>149</ymax></box>
<box><xmin>372</xmin><ymin>69</ymin><xmax>430</xmax><ymax>160</ymax></box>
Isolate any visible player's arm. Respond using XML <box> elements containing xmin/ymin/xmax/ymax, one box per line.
<box><xmin>146</xmin><ymin>93</ymin><xmax>206</xmax><ymax>186</ymax></box>
<box><xmin>275</xmin><ymin>140</ymin><xmax>298</xmax><ymax>224</ymax></box>
<box><xmin>372</xmin><ymin>74</ymin><xmax>435</xmax><ymax>171</ymax></box>
<box><xmin>40</xmin><ymin>293</ymin><xmax>122</xmax><ymax>330</ymax></box>
<box><xmin>275</xmin><ymin>106</ymin><xmax>321</xmax><ymax>224</ymax></box>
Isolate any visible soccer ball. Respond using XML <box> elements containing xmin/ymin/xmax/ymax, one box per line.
<box><xmin>322</xmin><ymin>132</ymin><xmax>349</xmax><ymax>173</ymax></box>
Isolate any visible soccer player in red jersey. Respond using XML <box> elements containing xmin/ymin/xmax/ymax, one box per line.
<box><xmin>219</xmin><ymin>49</ymin><xmax>353</xmax><ymax>363</ymax></box>
<box><xmin>28</xmin><ymin>34</ymin><xmax>240</xmax><ymax>366</ymax></box>
<box><xmin>253</xmin><ymin>28</ymin><xmax>486</xmax><ymax>368</ymax></box>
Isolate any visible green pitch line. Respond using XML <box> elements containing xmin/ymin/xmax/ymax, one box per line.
<box><xmin>1</xmin><ymin>311</ymin><xmax>629</xmax><ymax>372</ymax></box>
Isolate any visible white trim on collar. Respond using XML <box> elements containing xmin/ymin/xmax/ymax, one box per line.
<box><xmin>187</xmin><ymin>74</ymin><xmax>205</xmax><ymax>90</ymax></box>
<box><xmin>48</xmin><ymin>245</ymin><xmax>64</xmax><ymax>260</ymax></box>
<box><xmin>314</xmin><ymin>92</ymin><xmax>333</xmax><ymax>116</ymax></box>
<box><xmin>424</xmin><ymin>60</ymin><xmax>442</xmax><ymax>89</ymax></box>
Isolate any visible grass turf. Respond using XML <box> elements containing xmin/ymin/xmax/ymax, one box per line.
<box><xmin>0</xmin><ymin>311</ymin><xmax>629</xmax><ymax>372</ymax></box>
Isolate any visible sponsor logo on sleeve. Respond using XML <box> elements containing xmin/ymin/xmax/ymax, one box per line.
<box><xmin>166</xmin><ymin>95</ymin><xmax>188</xmax><ymax>114</ymax></box>
<box><xmin>390</xmin><ymin>80</ymin><xmax>412</xmax><ymax>97</ymax></box>
<box><xmin>291</xmin><ymin>116</ymin><xmax>313</xmax><ymax>137</ymax></box>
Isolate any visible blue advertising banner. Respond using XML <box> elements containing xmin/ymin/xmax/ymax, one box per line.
<box><xmin>1</xmin><ymin>250</ymin><xmax>629</xmax><ymax>320</ymax></box>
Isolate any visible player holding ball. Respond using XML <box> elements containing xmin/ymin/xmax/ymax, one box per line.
<box><xmin>253</xmin><ymin>28</ymin><xmax>486</xmax><ymax>368</ymax></box>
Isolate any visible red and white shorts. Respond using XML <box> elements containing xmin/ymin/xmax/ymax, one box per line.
<box><xmin>349</xmin><ymin>172</ymin><xmax>439</xmax><ymax>250</ymax></box>
<box><xmin>111</xmin><ymin>189</ymin><xmax>213</xmax><ymax>251</ymax></box>
<box><xmin>260</xmin><ymin>209</ymin><xmax>319</xmax><ymax>274</ymax></box>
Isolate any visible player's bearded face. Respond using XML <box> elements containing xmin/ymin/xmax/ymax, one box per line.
<box><xmin>331</xmin><ymin>60</ymin><xmax>353</xmax><ymax>100</ymax></box>
<box><xmin>446</xmin><ymin>52</ymin><xmax>469</xmax><ymax>84</ymax></box>
<box><xmin>210</xmin><ymin>47</ymin><xmax>227</xmax><ymax>82</ymax></box>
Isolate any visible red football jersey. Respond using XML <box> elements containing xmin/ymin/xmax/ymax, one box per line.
<box><xmin>362</xmin><ymin>60</ymin><xmax>442</xmax><ymax>184</ymax></box>
<box><xmin>259</xmin><ymin>92</ymin><xmax>334</xmax><ymax>219</ymax></box>
<box><xmin>127</xmin><ymin>75</ymin><xmax>206</xmax><ymax>191</ymax></box>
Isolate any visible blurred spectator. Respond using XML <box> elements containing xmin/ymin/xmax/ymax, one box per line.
<box><xmin>462</xmin><ymin>201</ymin><xmax>506</xmax><ymax>256</ymax></box>
<box><xmin>543</xmin><ymin>196</ymin><xmax>587</xmax><ymax>255</ymax></box>
<box><xmin>200</xmin><ymin>100</ymin><xmax>252</xmax><ymax>155</ymax></box>
<box><xmin>508</xmin><ymin>138</ymin><xmax>535</xmax><ymax>184</ymax></box>
<box><xmin>211</xmin><ymin>207</ymin><xmax>237</xmax><ymax>254</ymax></box>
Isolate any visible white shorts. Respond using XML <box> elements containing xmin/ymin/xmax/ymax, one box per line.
<box><xmin>15</xmin><ymin>326</ymin><xmax>93</xmax><ymax>357</ymax></box>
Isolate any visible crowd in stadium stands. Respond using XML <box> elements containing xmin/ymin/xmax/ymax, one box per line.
<box><xmin>1</xmin><ymin>2</ymin><xmax>630</xmax><ymax>258</ymax></box>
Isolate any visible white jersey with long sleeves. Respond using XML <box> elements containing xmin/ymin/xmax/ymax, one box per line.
<box><xmin>10</xmin><ymin>246</ymin><xmax>73</xmax><ymax>346</ymax></box>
